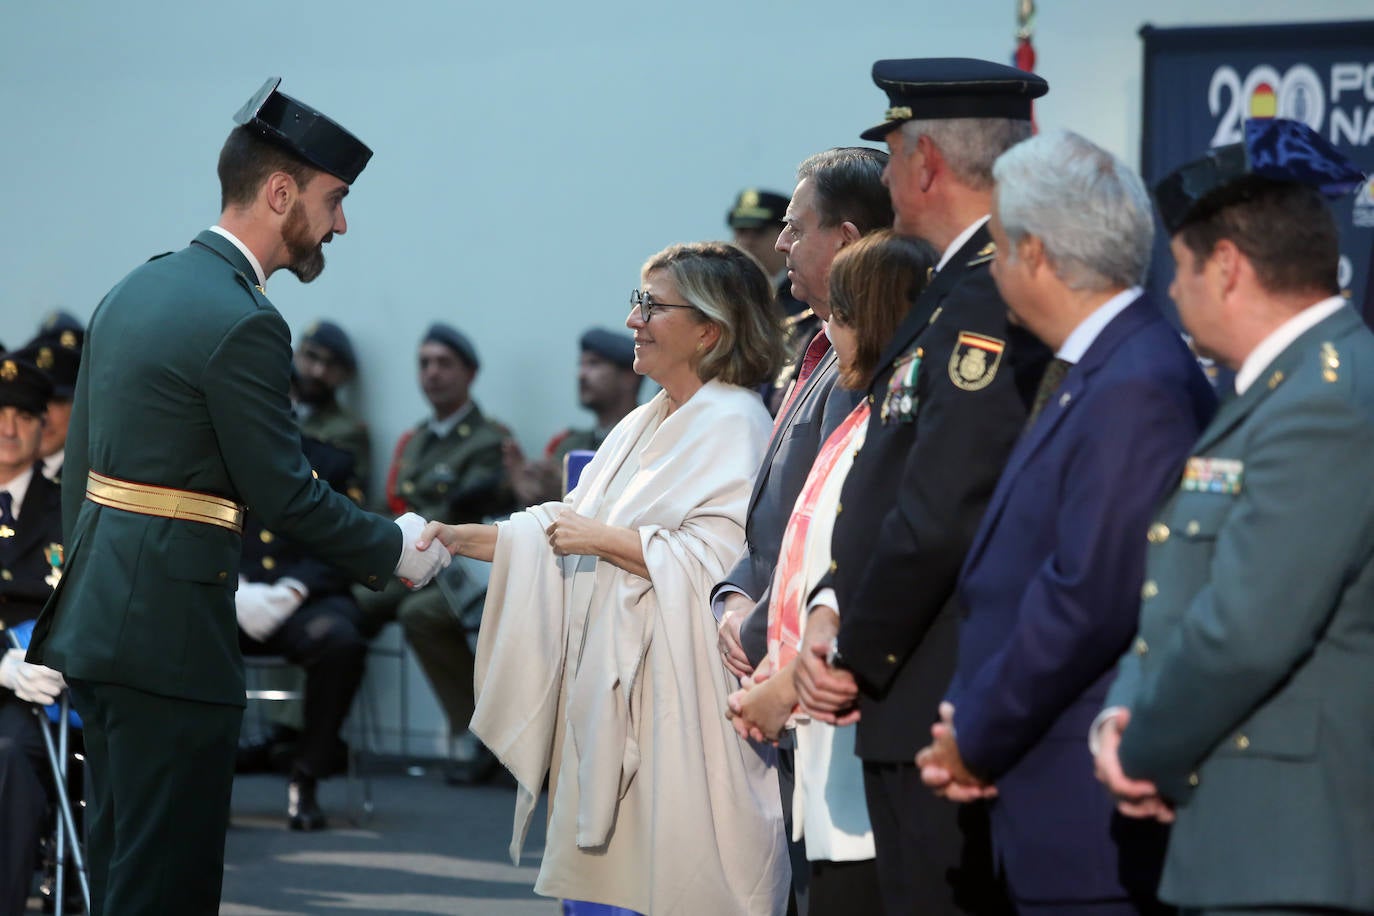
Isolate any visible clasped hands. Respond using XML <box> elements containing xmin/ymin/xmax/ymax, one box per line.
<box><xmin>1091</xmin><ymin>709</ymin><xmax>1174</xmax><ymax>823</ymax></box>
<box><xmin>393</xmin><ymin>511</ymin><xmax>452</xmax><ymax>589</ymax></box>
<box><xmin>915</xmin><ymin>702</ymin><xmax>997</xmax><ymax>802</ymax></box>
<box><xmin>725</xmin><ymin>605</ymin><xmax>862</xmax><ymax>744</ymax></box>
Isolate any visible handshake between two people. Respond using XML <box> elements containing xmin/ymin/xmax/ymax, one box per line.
<box><xmin>392</xmin><ymin>512</ymin><xmax>456</xmax><ymax>589</ymax></box>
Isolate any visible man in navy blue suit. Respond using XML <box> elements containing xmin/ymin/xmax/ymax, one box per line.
<box><xmin>915</xmin><ymin>129</ymin><xmax>1216</xmax><ymax>914</ymax></box>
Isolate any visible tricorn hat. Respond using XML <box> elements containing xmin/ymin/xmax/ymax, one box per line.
<box><xmin>234</xmin><ymin>78</ymin><xmax>373</xmax><ymax>184</ymax></box>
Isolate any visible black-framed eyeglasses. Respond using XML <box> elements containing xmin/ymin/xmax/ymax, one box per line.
<box><xmin>630</xmin><ymin>289</ymin><xmax>698</xmax><ymax>323</ymax></box>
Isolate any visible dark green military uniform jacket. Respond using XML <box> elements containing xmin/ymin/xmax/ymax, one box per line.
<box><xmin>385</xmin><ymin>404</ymin><xmax>514</xmax><ymax>522</ymax></box>
<box><xmin>300</xmin><ymin>398</ymin><xmax>371</xmax><ymax>500</ymax></box>
<box><xmin>27</xmin><ymin>230</ymin><xmax>401</xmax><ymax>707</ymax></box>
<box><xmin>1109</xmin><ymin>305</ymin><xmax>1374</xmax><ymax>911</ymax></box>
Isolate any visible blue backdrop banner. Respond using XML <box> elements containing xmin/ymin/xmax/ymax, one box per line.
<box><xmin>1140</xmin><ymin>19</ymin><xmax>1374</xmax><ymax>323</ymax></box>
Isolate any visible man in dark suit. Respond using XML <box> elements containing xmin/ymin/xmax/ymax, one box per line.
<box><xmin>1096</xmin><ymin>120</ymin><xmax>1374</xmax><ymax>915</ymax></box>
<box><xmin>713</xmin><ymin>147</ymin><xmax>893</xmax><ymax>913</ymax></box>
<box><xmin>793</xmin><ymin>59</ymin><xmax>1052</xmax><ymax>916</ymax></box>
<box><xmin>26</xmin><ymin>79</ymin><xmax>449</xmax><ymax>915</ymax></box>
<box><xmin>914</xmin><ymin>129</ymin><xmax>1215</xmax><ymax>914</ymax></box>
<box><xmin>0</xmin><ymin>356</ymin><xmax>65</xmax><ymax>915</ymax></box>
<box><xmin>237</xmin><ymin>435</ymin><xmax>371</xmax><ymax>831</ymax></box>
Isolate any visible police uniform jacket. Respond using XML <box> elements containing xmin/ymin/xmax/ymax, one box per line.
<box><xmin>948</xmin><ymin>296</ymin><xmax>1215</xmax><ymax>904</ymax></box>
<box><xmin>824</xmin><ymin>225</ymin><xmax>1051</xmax><ymax>762</ymax></box>
<box><xmin>27</xmin><ymin>230</ymin><xmax>401</xmax><ymax>706</ymax></box>
<box><xmin>0</xmin><ymin>466</ymin><xmax>63</xmax><ymax>628</ymax></box>
<box><xmin>385</xmin><ymin>404</ymin><xmax>514</xmax><ymax>522</ymax></box>
<box><xmin>1111</xmin><ymin>304</ymin><xmax>1374</xmax><ymax>912</ymax></box>
<box><xmin>301</xmin><ymin>398</ymin><xmax>371</xmax><ymax>498</ymax></box>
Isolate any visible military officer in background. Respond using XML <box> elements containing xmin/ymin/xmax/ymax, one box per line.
<box><xmin>358</xmin><ymin>321</ymin><xmax>515</xmax><ymax>784</ymax></box>
<box><xmin>0</xmin><ymin>356</ymin><xmax>65</xmax><ymax>915</ymax></box>
<box><xmin>293</xmin><ymin>318</ymin><xmax>372</xmax><ymax>494</ymax></box>
<box><xmin>794</xmin><ymin>59</ymin><xmax>1052</xmax><ymax>915</ymax></box>
<box><xmin>728</xmin><ymin>187</ymin><xmax>819</xmax><ymax>412</ymax></box>
<box><xmin>237</xmin><ymin>435</ymin><xmax>371</xmax><ymax>831</ymax></box>
<box><xmin>1095</xmin><ymin>119</ymin><xmax>1374</xmax><ymax>916</ymax></box>
<box><xmin>13</xmin><ymin>324</ymin><xmax>83</xmax><ymax>483</ymax></box>
<box><xmin>26</xmin><ymin>79</ymin><xmax>449</xmax><ymax>915</ymax></box>
<box><xmin>503</xmin><ymin>326</ymin><xmax>642</xmax><ymax>506</ymax></box>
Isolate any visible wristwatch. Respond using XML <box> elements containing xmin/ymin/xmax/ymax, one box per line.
<box><xmin>826</xmin><ymin>636</ymin><xmax>845</xmax><ymax>669</ymax></box>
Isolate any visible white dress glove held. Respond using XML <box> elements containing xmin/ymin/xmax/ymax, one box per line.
<box><xmin>0</xmin><ymin>648</ymin><xmax>66</xmax><ymax>705</ymax></box>
<box><xmin>235</xmin><ymin>581</ymin><xmax>304</xmax><ymax>642</ymax></box>
<box><xmin>392</xmin><ymin>512</ymin><xmax>451</xmax><ymax>589</ymax></box>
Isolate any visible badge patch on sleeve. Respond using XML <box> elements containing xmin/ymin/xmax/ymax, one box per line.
<box><xmin>948</xmin><ymin>332</ymin><xmax>1004</xmax><ymax>391</ymax></box>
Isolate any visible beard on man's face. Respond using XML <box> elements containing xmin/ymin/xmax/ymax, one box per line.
<box><xmin>283</xmin><ymin>200</ymin><xmax>327</xmax><ymax>283</ymax></box>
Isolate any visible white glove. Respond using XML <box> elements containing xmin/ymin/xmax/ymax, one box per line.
<box><xmin>0</xmin><ymin>648</ymin><xmax>67</xmax><ymax>705</ymax></box>
<box><xmin>235</xmin><ymin>581</ymin><xmax>304</xmax><ymax>642</ymax></box>
<box><xmin>393</xmin><ymin>512</ymin><xmax>451</xmax><ymax>589</ymax></box>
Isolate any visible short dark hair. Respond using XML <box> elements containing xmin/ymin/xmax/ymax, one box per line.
<box><xmin>217</xmin><ymin>125</ymin><xmax>317</xmax><ymax>210</ymax></box>
<box><xmin>796</xmin><ymin>148</ymin><xmax>894</xmax><ymax>234</ymax></box>
<box><xmin>1176</xmin><ymin>181</ymin><xmax>1340</xmax><ymax>297</ymax></box>
<box><xmin>828</xmin><ymin>230</ymin><xmax>938</xmax><ymax>389</ymax></box>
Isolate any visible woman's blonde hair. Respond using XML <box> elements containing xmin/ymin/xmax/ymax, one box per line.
<box><xmin>641</xmin><ymin>241</ymin><xmax>785</xmax><ymax>388</ymax></box>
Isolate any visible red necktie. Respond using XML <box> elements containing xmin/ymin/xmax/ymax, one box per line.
<box><xmin>772</xmin><ymin>331</ymin><xmax>832</xmax><ymax>434</ymax></box>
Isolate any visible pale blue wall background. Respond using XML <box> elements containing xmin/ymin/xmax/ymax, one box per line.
<box><xmin>3</xmin><ymin>0</ymin><xmax>1371</xmax><ymax>496</ymax></box>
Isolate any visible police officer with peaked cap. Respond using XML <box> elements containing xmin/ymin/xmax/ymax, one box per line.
<box><xmin>26</xmin><ymin>79</ymin><xmax>450</xmax><ymax>914</ymax></box>
<box><xmin>793</xmin><ymin>58</ymin><xmax>1051</xmax><ymax>916</ymax></box>
<box><xmin>0</xmin><ymin>355</ymin><xmax>67</xmax><ymax>914</ymax></box>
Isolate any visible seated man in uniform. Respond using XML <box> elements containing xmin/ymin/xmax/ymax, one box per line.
<box><xmin>293</xmin><ymin>319</ymin><xmax>371</xmax><ymax>495</ymax></box>
<box><xmin>503</xmin><ymin>327</ymin><xmax>641</xmax><ymax>506</ymax></box>
<box><xmin>236</xmin><ymin>434</ymin><xmax>371</xmax><ymax>830</ymax></box>
<box><xmin>356</xmin><ymin>322</ymin><xmax>515</xmax><ymax>783</ymax></box>
<box><xmin>0</xmin><ymin>356</ymin><xmax>67</xmax><ymax>914</ymax></box>
<box><xmin>13</xmin><ymin>326</ymin><xmax>83</xmax><ymax>484</ymax></box>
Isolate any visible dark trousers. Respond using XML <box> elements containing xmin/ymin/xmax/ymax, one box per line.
<box><xmin>809</xmin><ymin>858</ymin><xmax>883</xmax><ymax>916</ymax></box>
<box><xmin>69</xmin><ymin>679</ymin><xmax>242</xmax><ymax>916</ymax></box>
<box><xmin>0</xmin><ymin>697</ymin><xmax>50</xmax><ymax>915</ymax></box>
<box><xmin>241</xmin><ymin>592</ymin><xmax>366</xmax><ymax>776</ymax></box>
<box><xmin>1018</xmin><ymin>901</ymin><xmax>1173</xmax><ymax>915</ymax></box>
<box><xmin>777</xmin><ymin>741</ymin><xmax>810</xmax><ymax>916</ymax></box>
<box><xmin>863</xmin><ymin>760</ymin><xmax>1010</xmax><ymax>916</ymax></box>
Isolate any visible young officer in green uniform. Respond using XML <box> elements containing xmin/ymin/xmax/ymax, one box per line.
<box><xmin>360</xmin><ymin>321</ymin><xmax>516</xmax><ymax>783</ymax></box>
<box><xmin>26</xmin><ymin>79</ymin><xmax>449</xmax><ymax>916</ymax></box>
<box><xmin>1094</xmin><ymin>119</ymin><xmax>1373</xmax><ymax>915</ymax></box>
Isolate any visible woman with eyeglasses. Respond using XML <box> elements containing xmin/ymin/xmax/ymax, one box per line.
<box><xmin>418</xmin><ymin>241</ymin><xmax>789</xmax><ymax>916</ymax></box>
<box><xmin>726</xmin><ymin>230</ymin><xmax>938</xmax><ymax>915</ymax></box>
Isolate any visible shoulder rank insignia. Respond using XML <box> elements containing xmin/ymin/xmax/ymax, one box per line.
<box><xmin>1321</xmin><ymin>342</ymin><xmax>1340</xmax><ymax>383</ymax></box>
<box><xmin>948</xmin><ymin>332</ymin><xmax>1004</xmax><ymax>391</ymax></box>
<box><xmin>967</xmin><ymin>241</ymin><xmax>997</xmax><ymax>267</ymax></box>
<box><xmin>881</xmin><ymin>348</ymin><xmax>923</xmax><ymax>425</ymax></box>
<box><xmin>1182</xmin><ymin>456</ymin><xmax>1243</xmax><ymax>495</ymax></box>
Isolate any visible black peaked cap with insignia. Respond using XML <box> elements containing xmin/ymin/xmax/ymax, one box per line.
<box><xmin>38</xmin><ymin>309</ymin><xmax>84</xmax><ymax>336</ymax></box>
<box><xmin>580</xmin><ymin>327</ymin><xmax>636</xmax><ymax>370</ymax></box>
<box><xmin>0</xmin><ymin>356</ymin><xmax>54</xmax><ymax>415</ymax></box>
<box><xmin>1154</xmin><ymin>117</ymin><xmax>1368</xmax><ymax>235</ymax></box>
<box><xmin>727</xmin><ymin>189</ymin><xmax>790</xmax><ymax>230</ymax></box>
<box><xmin>301</xmin><ymin>319</ymin><xmax>357</xmax><ymax>372</ymax></box>
<box><xmin>423</xmin><ymin>322</ymin><xmax>480</xmax><ymax>372</ymax></box>
<box><xmin>234</xmin><ymin>77</ymin><xmax>373</xmax><ymax>184</ymax></box>
<box><xmin>14</xmin><ymin>328</ymin><xmax>83</xmax><ymax>399</ymax></box>
<box><xmin>860</xmin><ymin>57</ymin><xmax>1048</xmax><ymax>141</ymax></box>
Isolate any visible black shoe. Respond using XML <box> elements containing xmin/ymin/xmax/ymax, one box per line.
<box><xmin>444</xmin><ymin>730</ymin><xmax>498</xmax><ymax>786</ymax></box>
<box><xmin>287</xmin><ymin>773</ymin><xmax>328</xmax><ymax>831</ymax></box>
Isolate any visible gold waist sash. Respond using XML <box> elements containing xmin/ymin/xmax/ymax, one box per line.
<box><xmin>85</xmin><ymin>470</ymin><xmax>245</xmax><ymax>534</ymax></box>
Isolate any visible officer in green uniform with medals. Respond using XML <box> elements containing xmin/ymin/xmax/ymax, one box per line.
<box><xmin>26</xmin><ymin>78</ymin><xmax>449</xmax><ymax>915</ymax></box>
<box><xmin>1095</xmin><ymin>119</ymin><xmax>1374</xmax><ymax>916</ymax></box>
